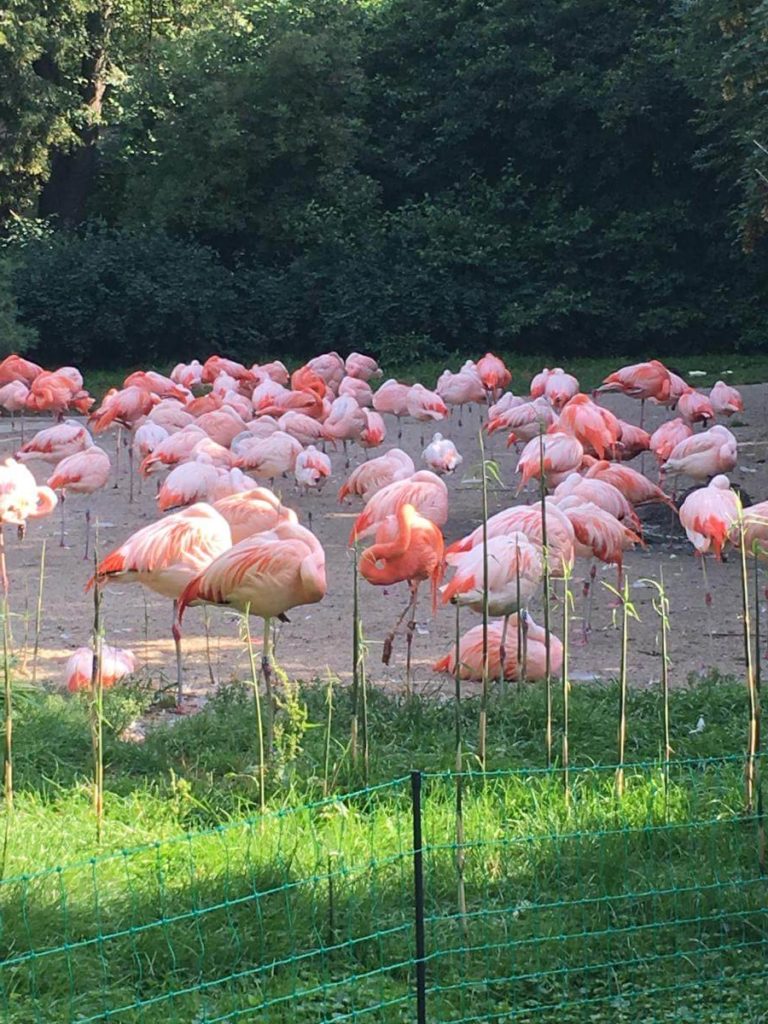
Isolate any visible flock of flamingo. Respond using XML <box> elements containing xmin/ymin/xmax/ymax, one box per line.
<box><xmin>0</xmin><ymin>349</ymin><xmax>759</xmax><ymax>705</ymax></box>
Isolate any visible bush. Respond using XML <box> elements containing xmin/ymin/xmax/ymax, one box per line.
<box><xmin>12</xmin><ymin>226</ymin><xmax>252</xmax><ymax>367</ymax></box>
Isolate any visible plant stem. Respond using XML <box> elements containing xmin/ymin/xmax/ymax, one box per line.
<box><xmin>243</xmin><ymin>604</ymin><xmax>266</xmax><ymax>815</ymax></box>
<box><xmin>89</xmin><ymin>546</ymin><xmax>104</xmax><ymax>843</ymax></box>
<box><xmin>323</xmin><ymin>674</ymin><xmax>334</xmax><ymax>798</ymax></box>
<box><xmin>739</xmin><ymin>518</ymin><xmax>758</xmax><ymax>814</ymax></box>
<box><xmin>31</xmin><ymin>540</ymin><xmax>46</xmax><ymax>686</ymax></box>
<box><xmin>538</xmin><ymin>429</ymin><xmax>552</xmax><ymax>768</ymax></box>
<box><xmin>615</xmin><ymin>574</ymin><xmax>629</xmax><ymax>799</ymax></box>
<box><xmin>659</xmin><ymin>567</ymin><xmax>671</xmax><ymax>805</ymax></box>
<box><xmin>478</xmin><ymin>430</ymin><xmax>490</xmax><ymax>770</ymax></box>
<box><xmin>351</xmin><ymin>544</ymin><xmax>360</xmax><ymax>767</ymax></box>
<box><xmin>562</xmin><ymin>569</ymin><xmax>570</xmax><ymax>807</ymax></box>
<box><xmin>454</xmin><ymin>601</ymin><xmax>468</xmax><ymax>942</ymax></box>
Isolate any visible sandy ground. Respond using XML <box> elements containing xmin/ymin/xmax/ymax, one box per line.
<box><xmin>5</xmin><ymin>380</ymin><xmax>768</xmax><ymax>703</ymax></box>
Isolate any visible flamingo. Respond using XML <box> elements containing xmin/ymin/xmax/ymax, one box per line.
<box><xmin>436</xmin><ymin>367</ymin><xmax>486</xmax><ymax>425</ymax></box>
<box><xmin>710</xmin><ymin>380</ymin><xmax>744</xmax><ymax>418</ymax></box>
<box><xmin>476</xmin><ymin>353</ymin><xmax>512</xmax><ymax>401</ymax></box>
<box><xmin>615</xmin><ymin>420</ymin><xmax>651</xmax><ymax>461</ymax></box>
<box><xmin>305</xmin><ymin>352</ymin><xmax>345</xmax><ymax>392</ymax></box>
<box><xmin>0</xmin><ymin>457</ymin><xmax>57</xmax><ymax>601</ymax></box>
<box><xmin>446</xmin><ymin>501</ymin><xmax>575</xmax><ymax>579</ymax></box>
<box><xmin>678</xmin><ymin>390</ymin><xmax>714</xmax><ymax>428</ymax></box>
<box><xmin>147</xmin><ymin>399</ymin><xmax>195</xmax><ymax>433</ymax></box>
<box><xmin>65</xmin><ymin>645</ymin><xmax>137</xmax><ymax>692</ymax></box>
<box><xmin>213</xmin><ymin>488</ymin><xmax>297</xmax><ymax>544</ymax></box>
<box><xmin>177</xmin><ymin>519</ymin><xmax>326</xmax><ymax>696</ymax></box>
<box><xmin>679</xmin><ymin>476</ymin><xmax>741</xmax><ymax>649</ymax></box>
<box><xmin>25</xmin><ymin>371</ymin><xmax>85</xmax><ymax>419</ymax></box>
<box><xmin>597</xmin><ymin>359</ymin><xmax>672</xmax><ymax>429</ymax></box>
<box><xmin>234</xmin><ymin>431</ymin><xmax>303</xmax><ymax>482</ymax></box>
<box><xmin>201</xmin><ymin>356</ymin><xmax>255</xmax><ymax>387</ymax></box>
<box><xmin>0</xmin><ymin>355</ymin><xmax>42</xmax><ymax>386</ymax></box>
<box><xmin>515</xmin><ymin>431</ymin><xmax>584</xmax><ymax>491</ymax></box>
<box><xmin>442</xmin><ymin>532</ymin><xmax>542</xmax><ymax>676</ymax></box>
<box><xmin>485</xmin><ymin>397</ymin><xmax>557</xmax><ymax>442</ymax></box>
<box><xmin>338</xmin><ymin>449</ymin><xmax>415</xmax><ymax>502</ymax></box>
<box><xmin>277</xmin><ymin>412</ymin><xmax>325</xmax><ymax>446</ymax></box>
<box><xmin>649</xmin><ymin>419</ymin><xmax>693</xmax><ymax>465</ymax></box>
<box><xmin>359</xmin><ymin>503</ymin><xmax>444</xmax><ymax>685</ymax></box>
<box><xmin>530</xmin><ymin>368</ymin><xmax>552</xmax><ymax>399</ymax></box>
<box><xmin>345</xmin><ymin>353</ymin><xmax>383</xmax><ymax>381</ymax></box>
<box><xmin>295</xmin><ymin>447</ymin><xmax>332</xmax><ymax>512</ymax></box>
<box><xmin>660</xmin><ymin>425</ymin><xmax>738</xmax><ymax>488</ymax></box>
<box><xmin>90</xmin><ymin>386</ymin><xmax>160</xmax><ymax>501</ymax></box>
<box><xmin>544</xmin><ymin>369</ymin><xmax>580</xmax><ymax>410</ymax></box>
<box><xmin>372</xmin><ymin>380</ymin><xmax>411</xmax><ymax>439</ymax></box>
<box><xmin>157</xmin><ymin>459</ymin><xmax>256</xmax><ymax>511</ymax></box>
<box><xmin>405</xmin><ymin>384</ymin><xmax>448</xmax><ymax>444</ymax></box>
<box><xmin>90</xmin><ymin>502</ymin><xmax>232</xmax><ymax>702</ymax></box>
<box><xmin>421</xmin><ymin>433</ymin><xmax>463</xmax><ymax>475</ymax></box>
<box><xmin>434</xmin><ymin>615</ymin><xmax>563</xmax><ymax>682</ymax></box>
<box><xmin>171</xmin><ymin>360</ymin><xmax>204</xmax><ymax>390</ymax></box>
<box><xmin>553</xmin><ymin>473</ymin><xmax>642</xmax><ymax>532</ymax></box>
<box><xmin>47</xmin><ymin>445</ymin><xmax>111</xmax><ymax>557</ymax></box>
<box><xmin>582</xmin><ymin>460</ymin><xmax>677</xmax><ymax>509</ymax></box>
<box><xmin>338</xmin><ymin>377</ymin><xmax>374</xmax><ymax>408</ymax></box>
<box><xmin>323</xmin><ymin>396</ymin><xmax>367</xmax><ymax>462</ymax></box>
<box><xmin>259</xmin><ymin>361</ymin><xmax>291</xmax><ymax>386</ymax></box>
<box><xmin>0</xmin><ymin>381</ymin><xmax>29</xmax><ymax>438</ymax></box>
<box><xmin>557</xmin><ymin>394</ymin><xmax>621</xmax><ymax>459</ymax></box>
<box><xmin>17</xmin><ymin>420</ymin><xmax>92</xmax><ymax>465</ymax></box>
<box><xmin>350</xmin><ymin>471</ymin><xmax>448</xmax><ymax>542</ymax></box>
<box><xmin>194</xmin><ymin>407</ymin><xmax>248</xmax><ymax>447</ymax></box>
<box><xmin>359</xmin><ymin>409</ymin><xmax>386</xmax><ymax>450</ymax></box>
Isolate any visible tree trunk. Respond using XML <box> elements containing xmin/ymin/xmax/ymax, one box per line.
<box><xmin>37</xmin><ymin>5</ymin><xmax>112</xmax><ymax>225</ymax></box>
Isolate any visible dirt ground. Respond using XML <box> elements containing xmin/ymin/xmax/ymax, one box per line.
<box><xmin>5</xmin><ymin>378</ymin><xmax>768</xmax><ymax>703</ymax></box>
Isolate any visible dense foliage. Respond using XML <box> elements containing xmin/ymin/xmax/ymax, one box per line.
<box><xmin>1</xmin><ymin>0</ymin><xmax>767</xmax><ymax>366</ymax></box>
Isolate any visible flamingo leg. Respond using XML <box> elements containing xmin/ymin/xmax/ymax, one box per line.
<box><xmin>701</xmin><ymin>555</ymin><xmax>715</xmax><ymax>667</ymax></box>
<box><xmin>172</xmin><ymin>599</ymin><xmax>184</xmax><ymax>705</ymax></box>
<box><xmin>128</xmin><ymin>440</ymin><xmax>135</xmax><ymax>504</ymax></box>
<box><xmin>59</xmin><ymin>493</ymin><xmax>66</xmax><ymax>548</ymax></box>
<box><xmin>0</xmin><ymin>528</ymin><xmax>7</xmax><ymax>603</ymax></box>
<box><xmin>382</xmin><ymin>581</ymin><xmax>418</xmax><ymax>669</ymax></box>
<box><xmin>405</xmin><ymin>582</ymin><xmax>420</xmax><ymax>696</ymax></box>
<box><xmin>114</xmin><ymin>427</ymin><xmax>121</xmax><ymax>488</ymax></box>
<box><xmin>262</xmin><ymin>616</ymin><xmax>274</xmax><ymax>750</ymax></box>
<box><xmin>498</xmin><ymin>613</ymin><xmax>510</xmax><ymax>689</ymax></box>
<box><xmin>83</xmin><ymin>507</ymin><xmax>91</xmax><ymax>562</ymax></box>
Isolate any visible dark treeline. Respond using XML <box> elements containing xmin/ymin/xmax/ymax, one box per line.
<box><xmin>1</xmin><ymin>0</ymin><xmax>767</xmax><ymax>367</ymax></box>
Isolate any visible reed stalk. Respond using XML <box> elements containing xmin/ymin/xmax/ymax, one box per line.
<box><xmin>615</xmin><ymin>574</ymin><xmax>630</xmax><ymax>799</ymax></box>
<box><xmin>351</xmin><ymin>544</ymin><xmax>360</xmax><ymax>766</ymax></box>
<box><xmin>562</xmin><ymin>566</ymin><xmax>571</xmax><ymax>807</ymax></box>
<box><xmin>538</xmin><ymin>429</ymin><xmax>552</xmax><ymax>768</ymax></box>
<box><xmin>31</xmin><ymin>540</ymin><xmax>46</xmax><ymax>685</ymax></box>
<box><xmin>738</xmin><ymin>515</ymin><xmax>758</xmax><ymax>814</ymax></box>
<box><xmin>89</xmin><ymin>546</ymin><xmax>104</xmax><ymax>843</ymax></box>
<box><xmin>454</xmin><ymin>601</ymin><xmax>468</xmax><ymax>943</ymax></box>
<box><xmin>477</xmin><ymin>430</ymin><xmax>490</xmax><ymax>770</ymax></box>
<box><xmin>243</xmin><ymin>604</ymin><xmax>266</xmax><ymax>814</ymax></box>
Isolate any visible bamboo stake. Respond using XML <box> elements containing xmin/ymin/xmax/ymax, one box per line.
<box><xmin>477</xmin><ymin>430</ymin><xmax>490</xmax><ymax>770</ymax></box>
<box><xmin>538</xmin><ymin>430</ymin><xmax>552</xmax><ymax>768</ymax></box>
<box><xmin>243</xmin><ymin>604</ymin><xmax>266</xmax><ymax>815</ymax></box>
<box><xmin>562</xmin><ymin>566</ymin><xmax>571</xmax><ymax>807</ymax></box>
<box><xmin>323</xmin><ymin>673</ymin><xmax>334</xmax><ymax>798</ymax></box>
<box><xmin>738</xmin><ymin>516</ymin><xmax>758</xmax><ymax>814</ymax></box>
<box><xmin>31</xmin><ymin>539</ymin><xmax>46</xmax><ymax>685</ymax></box>
<box><xmin>89</xmin><ymin>545</ymin><xmax>104</xmax><ymax>843</ymax></box>
<box><xmin>615</xmin><ymin>574</ymin><xmax>630</xmax><ymax>799</ymax></box>
<box><xmin>351</xmin><ymin>545</ymin><xmax>360</xmax><ymax>766</ymax></box>
<box><xmin>2</xmin><ymin>597</ymin><xmax>12</xmax><ymax>814</ymax></box>
<box><xmin>454</xmin><ymin>601</ymin><xmax>468</xmax><ymax>944</ymax></box>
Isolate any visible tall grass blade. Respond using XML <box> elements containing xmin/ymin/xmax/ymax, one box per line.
<box><xmin>738</xmin><ymin>514</ymin><xmax>758</xmax><ymax>814</ymax></box>
<box><xmin>89</xmin><ymin>543</ymin><xmax>104</xmax><ymax>843</ymax></box>
<box><xmin>453</xmin><ymin>601</ymin><xmax>468</xmax><ymax>943</ymax></box>
<box><xmin>478</xmin><ymin>430</ymin><xmax>490</xmax><ymax>770</ymax></box>
<box><xmin>538</xmin><ymin>429</ymin><xmax>552</xmax><ymax>768</ymax></box>
<box><xmin>562</xmin><ymin>565</ymin><xmax>571</xmax><ymax>806</ymax></box>
<box><xmin>351</xmin><ymin>544</ymin><xmax>360</xmax><ymax>766</ymax></box>
<box><xmin>243</xmin><ymin>603</ymin><xmax>266</xmax><ymax>815</ymax></box>
<box><xmin>31</xmin><ymin>539</ymin><xmax>46</xmax><ymax>686</ymax></box>
<box><xmin>615</xmin><ymin>573</ymin><xmax>630</xmax><ymax>799</ymax></box>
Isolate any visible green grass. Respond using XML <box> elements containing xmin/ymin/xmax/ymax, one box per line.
<box><xmin>81</xmin><ymin>351</ymin><xmax>768</xmax><ymax>403</ymax></box>
<box><xmin>0</xmin><ymin>674</ymin><xmax>765</xmax><ymax>1022</ymax></box>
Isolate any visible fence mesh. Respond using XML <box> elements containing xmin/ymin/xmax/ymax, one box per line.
<box><xmin>0</xmin><ymin>756</ymin><xmax>765</xmax><ymax>1023</ymax></box>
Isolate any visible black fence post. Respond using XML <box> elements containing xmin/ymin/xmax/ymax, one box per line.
<box><xmin>411</xmin><ymin>769</ymin><xmax>427</xmax><ymax>1024</ymax></box>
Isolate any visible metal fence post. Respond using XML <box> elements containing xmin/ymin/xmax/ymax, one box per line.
<box><xmin>411</xmin><ymin>769</ymin><xmax>427</xmax><ymax>1024</ymax></box>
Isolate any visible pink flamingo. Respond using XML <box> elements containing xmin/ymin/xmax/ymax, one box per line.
<box><xmin>234</xmin><ymin>431</ymin><xmax>303</xmax><ymax>482</ymax></box>
<box><xmin>91</xmin><ymin>502</ymin><xmax>232</xmax><ymax>702</ymax></box>
<box><xmin>660</xmin><ymin>425</ymin><xmax>737</xmax><ymax>488</ymax></box>
<box><xmin>373</xmin><ymin>380</ymin><xmax>411</xmax><ymax>439</ymax></box>
<box><xmin>557</xmin><ymin>394</ymin><xmax>621</xmax><ymax>459</ymax></box>
<box><xmin>345</xmin><ymin>353</ymin><xmax>383</xmax><ymax>381</ymax></box>
<box><xmin>338</xmin><ymin>376</ymin><xmax>374</xmax><ymax>407</ymax></box>
<box><xmin>421</xmin><ymin>433</ymin><xmax>463</xmax><ymax>475</ymax></box>
<box><xmin>324</xmin><ymin>395</ymin><xmax>367</xmax><ymax>459</ymax></box>
<box><xmin>486</xmin><ymin>398</ymin><xmax>557</xmax><ymax>443</ymax></box>
<box><xmin>437</xmin><ymin>367</ymin><xmax>486</xmax><ymax>425</ymax></box>
<box><xmin>516</xmin><ymin>431</ymin><xmax>584</xmax><ymax>491</ymax></box>
<box><xmin>0</xmin><ymin>457</ymin><xmax>57</xmax><ymax>601</ymax></box>
<box><xmin>650</xmin><ymin>419</ymin><xmax>693</xmax><ymax>465</ymax></box>
<box><xmin>350</xmin><ymin>470</ymin><xmax>448</xmax><ymax>543</ymax></box>
<box><xmin>678</xmin><ymin>390</ymin><xmax>714</xmax><ymax>428</ymax></box>
<box><xmin>434</xmin><ymin>615</ymin><xmax>563</xmax><ymax>682</ymax></box>
<box><xmin>544</xmin><ymin>369</ymin><xmax>580</xmax><ymax>410</ymax></box>
<box><xmin>360</xmin><ymin>409</ymin><xmax>387</xmax><ymax>449</ymax></box>
<box><xmin>0</xmin><ymin>381</ymin><xmax>29</xmax><ymax>438</ymax></box>
<box><xmin>338</xmin><ymin>448</ymin><xmax>414</xmax><ymax>502</ymax></box>
<box><xmin>17</xmin><ymin>420</ymin><xmax>93</xmax><ymax>465</ymax></box>
<box><xmin>177</xmin><ymin>519</ymin><xmax>326</xmax><ymax>687</ymax></box>
<box><xmin>213</xmin><ymin>488</ymin><xmax>297</xmax><ymax>543</ymax></box>
<box><xmin>0</xmin><ymin>355</ymin><xmax>42</xmax><ymax>386</ymax></box>
<box><xmin>48</xmin><ymin>446</ymin><xmax>111</xmax><ymax>557</ymax></box>
<box><xmin>476</xmin><ymin>353</ymin><xmax>512</xmax><ymax>400</ymax></box>
<box><xmin>710</xmin><ymin>380</ymin><xmax>744</xmax><ymax>417</ymax></box>
<box><xmin>65</xmin><ymin>645</ymin><xmax>137</xmax><ymax>692</ymax></box>
<box><xmin>171</xmin><ymin>360</ymin><xmax>203</xmax><ymax>390</ymax></box>
<box><xmin>597</xmin><ymin>359</ymin><xmax>671</xmax><ymax>429</ymax></box>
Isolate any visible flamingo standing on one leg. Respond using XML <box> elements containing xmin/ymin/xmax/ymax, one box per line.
<box><xmin>89</xmin><ymin>503</ymin><xmax>233</xmax><ymax>704</ymax></box>
<box><xmin>47</xmin><ymin>445</ymin><xmax>111</xmax><ymax>558</ymax></box>
<box><xmin>679</xmin><ymin>475</ymin><xmax>741</xmax><ymax>662</ymax></box>
<box><xmin>0</xmin><ymin>457</ymin><xmax>57</xmax><ymax>604</ymax></box>
<box><xmin>177</xmin><ymin>519</ymin><xmax>326</xmax><ymax>703</ymax></box>
<box><xmin>358</xmin><ymin>503</ymin><xmax>444</xmax><ymax>689</ymax></box>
